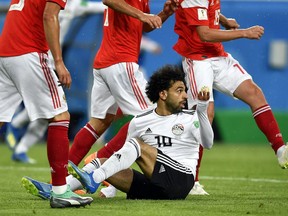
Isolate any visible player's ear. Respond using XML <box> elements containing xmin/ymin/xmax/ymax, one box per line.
<box><xmin>159</xmin><ymin>90</ymin><xmax>167</xmax><ymax>100</ymax></box>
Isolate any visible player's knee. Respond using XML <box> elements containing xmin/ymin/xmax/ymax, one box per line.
<box><xmin>50</xmin><ymin>111</ymin><xmax>70</xmax><ymax>122</ymax></box>
<box><xmin>127</xmin><ymin>138</ymin><xmax>141</xmax><ymax>158</ymax></box>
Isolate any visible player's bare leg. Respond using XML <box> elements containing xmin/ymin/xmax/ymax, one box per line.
<box><xmin>234</xmin><ymin>79</ymin><xmax>287</xmax><ymax>168</ymax></box>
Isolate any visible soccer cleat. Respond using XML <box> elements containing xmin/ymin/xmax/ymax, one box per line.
<box><xmin>74</xmin><ymin>189</ymin><xmax>87</xmax><ymax>195</ymax></box>
<box><xmin>278</xmin><ymin>145</ymin><xmax>288</xmax><ymax>169</ymax></box>
<box><xmin>12</xmin><ymin>152</ymin><xmax>36</xmax><ymax>164</ymax></box>
<box><xmin>50</xmin><ymin>186</ymin><xmax>93</xmax><ymax>208</ymax></box>
<box><xmin>84</xmin><ymin>151</ymin><xmax>98</xmax><ymax>165</ymax></box>
<box><xmin>189</xmin><ymin>181</ymin><xmax>209</xmax><ymax>195</ymax></box>
<box><xmin>21</xmin><ymin>176</ymin><xmax>51</xmax><ymax>200</ymax></box>
<box><xmin>68</xmin><ymin>160</ymin><xmax>100</xmax><ymax>194</ymax></box>
<box><xmin>5</xmin><ymin>124</ymin><xmax>21</xmax><ymax>150</ymax></box>
<box><xmin>102</xmin><ymin>181</ymin><xmax>110</xmax><ymax>187</ymax></box>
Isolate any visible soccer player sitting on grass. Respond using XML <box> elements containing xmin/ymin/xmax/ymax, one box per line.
<box><xmin>68</xmin><ymin>64</ymin><xmax>214</xmax><ymax>199</ymax></box>
<box><xmin>21</xmin><ymin>64</ymin><xmax>214</xmax><ymax>199</ymax></box>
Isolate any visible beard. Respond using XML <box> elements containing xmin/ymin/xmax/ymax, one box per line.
<box><xmin>166</xmin><ymin>101</ymin><xmax>183</xmax><ymax>114</ymax></box>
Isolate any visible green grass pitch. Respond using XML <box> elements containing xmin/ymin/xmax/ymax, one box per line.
<box><xmin>0</xmin><ymin>142</ymin><xmax>287</xmax><ymax>216</ymax></box>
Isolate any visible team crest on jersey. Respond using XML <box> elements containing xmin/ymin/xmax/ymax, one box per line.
<box><xmin>193</xmin><ymin>121</ymin><xmax>199</xmax><ymax>128</ymax></box>
<box><xmin>172</xmin><ymin>124</ymin><xmax>184</xmax><ymax>135</ymax></box>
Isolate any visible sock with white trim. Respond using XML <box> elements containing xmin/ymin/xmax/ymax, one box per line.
<box><xmin>92</xmin><ymin>138</ymin><xmax>141</xmax><ymax>183</ymax></box>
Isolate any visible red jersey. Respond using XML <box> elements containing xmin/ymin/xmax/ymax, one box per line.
<box><xmin>93</xmin><ymin>0</ymin><xmax>150</xmax><ymax>69</ymax></box>
<box><xmin>0</xmin><ymin>0</ymin><xmax>66</xmax><ymax>56</ymax></box>
<box><xmin>173</xmin><ymin>0</ymin><xmax>227</xmax><ymax>60</ymax></box>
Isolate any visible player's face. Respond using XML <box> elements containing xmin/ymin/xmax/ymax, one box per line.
<box><xmin>165</xmin><ymin>81</ymin><xmax>187</xmax><ymax>113</ymax></box>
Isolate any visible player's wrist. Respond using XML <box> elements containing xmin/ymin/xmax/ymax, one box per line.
<box><xmin>196</xmin><ymin>100</ymin><xmax>209</xmax><ymax>112</ymax></box>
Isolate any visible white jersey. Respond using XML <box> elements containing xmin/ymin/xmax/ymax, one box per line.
<box><xmin>127</xmin><ymin>109</ymin><xmax>203</xmax><ymax>175</ymax></box>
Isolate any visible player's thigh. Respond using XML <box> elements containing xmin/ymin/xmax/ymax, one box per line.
<box><xmin>8</xmin><ymin>53</ymin><xmax>68</xmax><ymax>121</ymax></box>
<box><xmin>182</xmin><ymin>58</ymin><xmax>214</xmax><ymax>109</ymax></box>
<box><xmin>103</xmin><ymin>63</ymin><xmax>153</xmax><ymax>116</ymax></box>
<box><xmin>136</xmin><ymin>141</ymin><xmax>158</xmax><ymax>178</ymax></box>
<box><xmin>213</xmin><ymin>54</ymin><xmax>252</xmax><ymax>97</ymax></box>
<box><xmin>90</xmin><ymin>68</ymin><xmax>118</xmax><ymax>119</ymax></box>
<box><xmin>151</xmin><ymin>158</ymin><xmax>194</xmax><ymax>199</ymax></box>
<box><xmin>0</xmin><ymin>57</ymin><xmax>23</xmax><ymax>122</ymax></box>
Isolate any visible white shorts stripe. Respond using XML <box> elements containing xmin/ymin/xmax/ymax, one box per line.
<box><xmin>186</xmin><ymin>59</ymin><xmax>198</xmax><ymax>100</ymax></box>
<box><xmin>126</xmin><ymin>63</ymin><xmax>148</xmax><ymax>110</ymax></box>
<box><xmin>39</xmin><ymin>53</ymin><xmax>61</xmax><ymax>109</ymax></box>
<box><xmin>157</xmin><ymin>153</ymin><xmax>193</xmax><ymax>174</ymax></box>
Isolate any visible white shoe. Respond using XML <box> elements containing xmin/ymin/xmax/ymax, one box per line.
<box><xmin>189</xmin><ymin>181</ymin><xmax>209</xmax><ymax>195</ymax></box>
<box><xmin>99</xmin><ymin>184</ymin><xmax>117</xmax><ymax>198</ymax></box>
<box><xmin>278</xmin><ymin>145</ymin><xmax>288</xmax><ymax>169</ymax></box>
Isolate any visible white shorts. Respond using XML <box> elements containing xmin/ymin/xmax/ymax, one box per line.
<box><xmin>182</xmin><ymin>53</ymin><xmax>252</xmax><ymax>108</ymax></box>
<box><xmin>91</xmin><ymin>62</ymin><xmax>153</xmax><ymax>119</ymax></box>
<box><xmin>0</xmin><ymin>52</ymin><xmax>68</xmax><ymax>122</ymax></box>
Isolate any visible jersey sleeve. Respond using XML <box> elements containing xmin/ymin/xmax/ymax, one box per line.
<box><xmin>47</xmin><ymin>0</ymin><xmax>66</xmax><ymax>9</ymax></box>
<box><xmin>181</xmin><ymin>0</ymin><xmax>209</xmax><ymax>26</ymax></box>
<box><xmin>144</xmin><ymin>0</ymin><xmax>150</xmax><ymax>14</ymax></box>
<box><xmin>196</xmin><ymin>100</ymin><xmax>214</xmax><ymax>149</ymax></box>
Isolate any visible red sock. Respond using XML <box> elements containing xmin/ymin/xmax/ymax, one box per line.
<box><xmin>97</xmin><ymin>122</ymin><xmax>130</xmax><ymax>158</ymax></box>
<box><xmin>195</xmin><ymin>145</ymin><xmax>203</xmax><ymax>182</ymax></box>
<box><xmin>47</xmin><ymin>121</ymin><xmax>70</xmax><ymax>186</ymax></box>
<box><xmin>253</xmin><ymin>104</ymin><xmax>284</xmax><ymax>153</ymax></box>
<box><xmin>69</xmin><ymin>123</ymin><xmax>99</xmax><ymax>165</ymax></box>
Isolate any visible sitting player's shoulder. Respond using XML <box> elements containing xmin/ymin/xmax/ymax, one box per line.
<box><xmin>181</xmin><ymin>109</ymin><xmax>195</xmax><ymax>115</ymax></box>
<box><xmin>135</xmin><ymin>109</ymin><xmax>154</xmax><ymax>118</ymax></box>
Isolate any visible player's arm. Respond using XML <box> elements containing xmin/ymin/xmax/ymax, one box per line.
<box><xmin>143</xmin><ymin>0</ymin><xmax>178</xmax><ymax>32</ymax></box>
<box><xmin>196</xmin><ymin>24</ymin><xmax>264</xmax><ymax>43</ymax></box>
<box><xmin>102</xmin><ymin>0</ymin><xmax>162</xmax><ymax>29</ymax></box>
<box><xmin>43</xmin><ymin>2</ymin><xmax>71</xmax><ymax>89</ymax></box>
<box><xmin>196</xmin><ymin>88</ymin><xmax>214</xmax><ymax>149</ymax></box>
<box><xmin>219</xmin><ymin>13</ymin><xmax>239</xmax><ymax>30</ymax></box>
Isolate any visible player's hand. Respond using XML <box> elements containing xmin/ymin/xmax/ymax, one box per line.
<box><xmin>54</xmin><ymin>61</ymin><xmax>72</xmax><ymax>89</ymax></box>
<box><xmin>198</xmin><ymin>87</ymin><xmax>210</xmax><ymax>102</ymax></box>
<box><xmin>245</xmin><ymin>25</ymin><xmax>264</xmax><ymax>39</ymax></box>
<box><xmin>222</xmin><ymin>18</ymin><xmax>240</xmax><ymax>30</ymax></box>
<box><xmin>140</xmin><ymin>13</ymin><xmax>163</xmax><ymax>29</ymax></box>
<box><xmin>162</xmin><ymin>0</ymin><xmax>179</xmax><ymax>17</ymax></box>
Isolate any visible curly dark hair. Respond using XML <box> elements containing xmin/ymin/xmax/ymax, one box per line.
<box><xmin>146</xmin><ymin>64</ymin><xmax>186</xmax><ymax>103</ymax></box>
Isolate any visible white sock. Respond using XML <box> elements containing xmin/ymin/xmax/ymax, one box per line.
<box><xmin>83</xmin><ymin>158</ymin><xmax>101</xmax><ymax>173</ymax></box>
<box><xmin>277</xmin><ymin>145</ymin><xmax>285</xmax><ymax>158</ymax></box>
<box><xmin>14</xmin><ymin>119</ymin><xmax>48</xmax><ymax>154</ymax></box>
<box><xmin>92</xmin><ymin>138</ymin><xmax>141</xmax><ymax>183</ymax></box>
<box><xmin>100</xmin><ymin>184</ymin><xmax>117</xmax><ymax>198</ymax></box>
<box><xmin>11</xmin><ymin>108</ymin><xmax>30</xmax><ymax>128</ymax></box>
<box><xmin>66</xmin><ymin>175</ymin><xmax>83</xmax><ymax>191</ymax></box>
<box><xmin>52</xmin><ymin>184</ymin><xmax>68</xmax><ymax>194</ymax></box>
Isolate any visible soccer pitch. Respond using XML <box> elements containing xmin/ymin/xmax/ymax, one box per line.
<box><xmin>0</xmin><ymin>142</ymin><xmax>287</xmax><ymax>216</ymax></box>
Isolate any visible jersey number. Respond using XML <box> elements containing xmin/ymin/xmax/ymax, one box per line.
<box><xmin>155</xmin><ymin>136</ymin><xmax>172</xmax><ymax>148</ymax></box>
<box><xmin>103</xmin><ymin>8</ymin><xmax>109</xmax><ymax>26</ymax></box>
<box><xmin>214</xmin><ymin>9</ymin><xmax>220</xmax><ymax>26</ymax></box>
<box><xmin>9</xmin><ymin>0</ymin><xmax>25</xmax><ymax>11</ymax></box>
